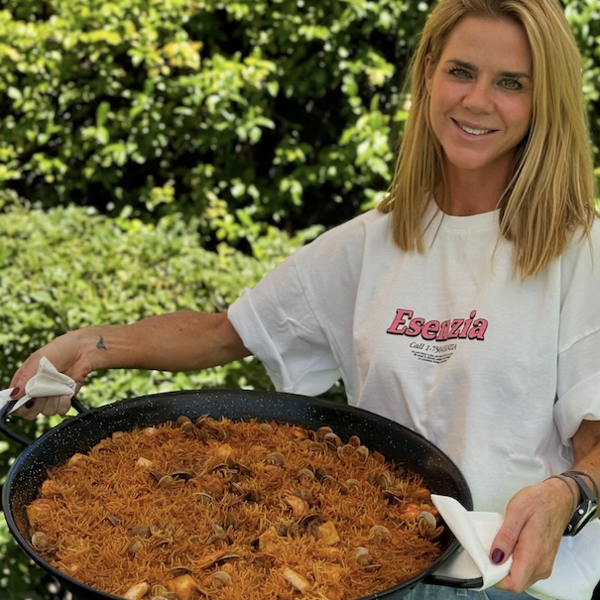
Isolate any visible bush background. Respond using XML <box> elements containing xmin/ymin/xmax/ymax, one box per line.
<box><xmin>0</xmin><ymin>0</ymin><xmax>599</xmax><ymax>597</ymax></box>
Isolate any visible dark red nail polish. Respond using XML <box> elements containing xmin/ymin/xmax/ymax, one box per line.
<box><xmin>25</xmin><ymin>400</ymin><xmax>35</xmax><ymax>409</ymax></box>
<box><xmin>10</xmin><ymin>387</ymin><xmax>20</xmax><ymax>397</ymax></box>
<box><xmin>492</xmin><ymin>548</ymin><xmax>505</xmax><ymax>564</ymax></box>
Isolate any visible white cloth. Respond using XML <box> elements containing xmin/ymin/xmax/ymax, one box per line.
<box><xmin>228</xmin><ymin>204</ymin><xmax>600</xmax><ymax>599</ymax></box>
<box><xmin>0</xmin><ymin>357</ymin><xmax>76</xmax><ymax>413</ymax></box>
<box><xmin>432</xmin><ymin>495</ymin><xmax>600</xmax><ymax>600</ymax></box>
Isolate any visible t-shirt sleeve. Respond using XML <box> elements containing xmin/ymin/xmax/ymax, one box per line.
<box><xmin>554</xmin><ymin>223</ymin><xmax>600</xmax><ymax>444</ymax></box>
<box><xmin>227</xmin><ymin>253</ymin><xmax>342</xmax><ymax>395</ymax></box>
<box><xmin>227</xmin><ymin>211</ymin><xmax>373</xmax><ymax>397</ymax></box>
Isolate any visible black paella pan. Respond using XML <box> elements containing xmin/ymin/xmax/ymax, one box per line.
<box><xmin>0</xmin><ymin>389</ymin><xmax>483</xmax><ymax>599</ymax></box>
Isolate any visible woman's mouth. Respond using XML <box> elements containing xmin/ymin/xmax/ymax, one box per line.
<box><xmin>452</xmin><ymin>118</ymin><xmax>497</xmax><ymax>136</ymax></box>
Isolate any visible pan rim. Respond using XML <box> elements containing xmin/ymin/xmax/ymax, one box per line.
<box><xmin>2</xmin><ymin>388</ymin><xmax>474</xmax><ymax>599</ymax></box>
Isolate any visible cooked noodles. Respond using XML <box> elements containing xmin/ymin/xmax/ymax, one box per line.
<box><xmin>26</xmin><ymin>416</ymin><xmax>444</xmax><ymax>600</ymax></box>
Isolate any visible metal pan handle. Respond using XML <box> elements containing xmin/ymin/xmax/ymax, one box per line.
<box><xmin>0</xmin><ymin>397</ymin><xmax>87</xmax><ymax>447</ymax></box>
<box><xmin>423</xmin><ymin>573</ymin><xmax>484</xmax><ymax>588</ymax></box>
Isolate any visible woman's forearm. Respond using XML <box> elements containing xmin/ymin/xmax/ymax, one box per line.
<box><xmin>79</xmin><ymin>311</ymin><xmax>251</xmax><ymax>373</ymax></box>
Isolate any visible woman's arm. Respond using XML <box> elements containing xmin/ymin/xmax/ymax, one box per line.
<box><xmin>10</xmin><ymin>311</ymin><xmax>251</xmax><ymax>419</ymax></box>
<box><xmin>492</xmin><ymin>419</ymin><xmax>600</xmax><ymax>592</ymax></box>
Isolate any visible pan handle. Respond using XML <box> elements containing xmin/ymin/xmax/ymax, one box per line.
<box><xmin>423</xmin><ymin>573</ymin><xmax>484</xmax><ymax>588</ymax></box>
<box><xmin>0</xmin><ymin>397</ymin><xmax>87</xmax><ymax>447</ymax></box>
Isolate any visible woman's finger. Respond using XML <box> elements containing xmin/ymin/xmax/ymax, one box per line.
<box><xmin>12</xmin><ymin>398</ymin><xmax>43</xmax><ymax>420</ymax></box>
<box><xmin>41</xmin><ymin>397</ymin><xmax>60</xmax><ymax>416</ymax></box>
<box><xmin>57</xmin><ymin>395</ymin><xmax>72</xmax><ymax>415</ymax></box>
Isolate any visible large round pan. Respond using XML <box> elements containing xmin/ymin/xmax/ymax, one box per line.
<box><xmin>1</xmin><ymin>389</ymin><xmax>483</xmax><ymax>599</ymax></box>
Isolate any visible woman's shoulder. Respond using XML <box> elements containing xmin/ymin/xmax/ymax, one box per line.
<box><xmin>324</xmin><ymin>207</ymin><xmax>391</xmax><ymax>235</ymax></box>
<box><xmin>558</xmin><ymin>214</ymin><xmax>600</xmax><ymax>289</ymax></box>
<box><xmin>563</xmin><ymin>214</ymin><xmax>600</xmax><ymax>258</ymax></box>
<box><xmin>291</xmin><ymin>208</ymin><xmax>394</xmax><ymax>281</ymax></box>
<box><xmin>305</xmin><ymin>208</ymin><xmax>392</xmax><ymax>252</ymax></box>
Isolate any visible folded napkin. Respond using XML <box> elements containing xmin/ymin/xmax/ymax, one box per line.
<box><xmin>0</xmin><ymin>357</ymin><xmax>76</xmax><ymax>414</ymax></box>
<box><xmin>431</xmin><ymin>494</ymin><xmax>600</xmax><ymax>600</ymax></box>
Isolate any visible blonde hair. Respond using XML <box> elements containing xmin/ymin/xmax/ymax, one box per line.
<box><xmin>379</xmin><ymin>0</ymin><xmax>597</xmax><ymax>278</ymax></box>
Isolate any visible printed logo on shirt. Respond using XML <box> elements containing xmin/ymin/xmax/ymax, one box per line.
<box><xmin>386</xmin><ymin>308</ymin><xmax>488</xmax><ymax>364</ymax></box>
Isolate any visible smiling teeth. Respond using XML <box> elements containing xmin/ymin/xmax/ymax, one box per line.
<box><xmin>459</xmin><ymin>124</ymin><xmax>491</xmax><ymax>135</ymax></box>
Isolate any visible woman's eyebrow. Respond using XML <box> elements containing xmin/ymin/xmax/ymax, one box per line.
<box><xmin>445</xmin><ymin>58</ymin><xmax>531</xmax><ymax>80</ymax></box>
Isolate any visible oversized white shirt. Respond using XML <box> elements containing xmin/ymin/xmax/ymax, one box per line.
<box><xmin>228</xmin><ymin>203</ymin><xmax>600</xmax><ymax>597</ymax></box>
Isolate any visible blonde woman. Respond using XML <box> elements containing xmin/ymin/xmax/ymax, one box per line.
<box><xmin>10</xmin><ymin>0</ymin><xmax>600</xmax><ymax>598</ymax></box>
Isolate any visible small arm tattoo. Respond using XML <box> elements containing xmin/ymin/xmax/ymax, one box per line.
<box><xmin>96</xmin><ymin>336</ymin><xmax>107</xmax><ymax>351</ymax></box>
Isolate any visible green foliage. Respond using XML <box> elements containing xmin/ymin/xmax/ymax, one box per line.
<box><xmin>1</xmin><ymin>0</ymin><xmax>598</xmax><ymax>234</ymax></box>
<box><xmin>562</xmin><ymin>0</ymin><xmax>600</xmax><ymax>195</ymax></box>
<box><xmin>0</xmin><ymin>204</ymin><xmax>320</xmax><ymax>394</ymax></box>
<box><xmin>0</xmin><ymin>0</ymin><xmax>429</xmax><ymax>234</ymax></box>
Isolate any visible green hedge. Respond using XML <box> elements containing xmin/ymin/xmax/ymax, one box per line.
<box><xmin>0</xmin><ymin>0</ymin><xmax>430</xmax><ymax>233</ymax></box>
<box><xmin>0</xmin><ymin>0</ymin><xmax>598</xmax><ymax>236</ymax></box>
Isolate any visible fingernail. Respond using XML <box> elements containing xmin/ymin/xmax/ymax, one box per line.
<box><xmin>25</xmin><ymin>400</ymin><xmax>35</xmax><ymax>409</ymax></box>
<box><xmin>492</xmin><ymin>548</ymin><xmax>505</xmax><ymax>564</ymax></box>
<box><xmin>10</xmin><ymin>387</ymin><xmax>20</xmax><ymax>397</ymax></box>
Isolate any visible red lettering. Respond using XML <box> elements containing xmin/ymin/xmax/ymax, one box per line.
<box><xmin>468</xmin><ymin>319</ymin><xmax>488</xmax><ymax>340</ymax></box>
<box><xmin>448</xmin><ymin>320</ymin><xmax>464</xmax><ymax>339</ymax></box>
<box><xmin>459</xmin><ymin>310</ymin><xmax>477</xmax><ymax>339</ymax></box>
<box><xmin>422</xmin><ymin>320</ymin><xmax>440</xmax><ymax>340</ymax></box>
<box><xmin>386</xmin><ymin>308</ymin><xmax>414</xmax><ymax>335</ymax></box>
<box><xmin>437</xmin><ymin>320</ymin><xmax>450</xmax><ymax>341</ymax></box>
<box><xmin>386</xmin><ymin>308</ymin><xmax>488</xmax><ymax>343</ymax></box>
<box><xmin>405</xmin><ymin>317</ymin><xmax>425</xmax><ymax>337</ymax></box>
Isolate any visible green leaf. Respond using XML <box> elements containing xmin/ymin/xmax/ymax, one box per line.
<box><xmin>96</xmin><ymin>101</ymin><xmax>110</xmax><ymax>127</ymax></box>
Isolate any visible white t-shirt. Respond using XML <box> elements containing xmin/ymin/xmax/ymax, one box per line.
<box><xmin>228</xmin><ymin>203</ymin><xmax>600</xmax><ymax>596</ymax></box>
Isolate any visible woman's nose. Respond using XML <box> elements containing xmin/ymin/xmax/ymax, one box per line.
<box><xmin>462</xmin><ymin>80</ymin><xmax>494</xmax><ymax>113</ymax></box>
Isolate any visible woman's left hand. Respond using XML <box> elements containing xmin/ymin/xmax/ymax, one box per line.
<box><xmin>492</xmin><ymin>419</ymin><xmax>600</xmax><ymax>592</ymax></box>
<box><xmin>491</xmin><ymin>477</ymin><xmax>573</xmax><ymax>592</ymax></box>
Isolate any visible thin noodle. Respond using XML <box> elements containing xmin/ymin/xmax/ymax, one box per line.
<box><xmin>26</xmin><ymin>417</ymin><xmax>445</xmax><ymax>600</ymax></box>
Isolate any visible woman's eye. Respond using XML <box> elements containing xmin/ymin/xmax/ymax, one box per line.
<box><xmin>501</xmin><ymin>79</ymin><xmax>522</xmax><ymax>90</ymax></box>
<box><xmin>449</xmin><ymin>67</ymin><xmax>471</xmax><ymax>78</ymax></box>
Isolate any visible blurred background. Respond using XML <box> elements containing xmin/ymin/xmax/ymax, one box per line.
<box><xmin>0</xmin><ymin>0</ymin><xmax>599</xmax><ymax>597</ymax></box>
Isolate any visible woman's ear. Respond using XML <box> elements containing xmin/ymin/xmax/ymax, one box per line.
<box><xmin>425</xmin><ymin>54</ymin><xmax>433</xmax><ymax>94</ymax></box>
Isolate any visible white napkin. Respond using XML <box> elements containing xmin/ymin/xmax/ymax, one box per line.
<box><xmin>431</xmin><ymin>494</ymin><xmax>600</xmax><ymax>600</ymax></box>
<box><xmin>0</xmin><ymin>357</ymin><xmax>76</xmax><ymax>413</ymax></box>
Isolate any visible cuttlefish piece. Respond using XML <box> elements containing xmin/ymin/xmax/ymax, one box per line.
<box><xmin>258</xmin><ymin>526</ymin><xmax>280</xmax><ymax>553</ymax></box>
<box><xmin>67</xmin><ymin>453</ymin><xmax>88</xmax><ymax>466</ymax></box>
<box><xmin>400</xmin><ymin>502</ymin><xmax>422</xmax><ymax>519</ymax></box>
<box><xmin>289</xmin><ymin>426</ymin><xmax>309</xmax><ymax>440</ymax></box>
<box><xmin>317</xmin><ymin>521</ymin><xmax>340</xmax><ymax>546</ymax></box>
<box><xmin>122</xmin><ymin>582</ymin><xmax>149</xmax><ymax>600</ymax></box>
<box><xmin>40</xmin><ymin>479</ymin><xmax>59</xmax><ymax>497</ymax></box>
<box><xmin>166</xmin><ymin>574</ymin><xmax>198</xmax><ymax>600</ymax></box>
<box><xmin>286</xmin><ymin>495</ymin><xmax>309</xmax><ymax>518</ymax></box>
<box><xmin>26</xmin><ymin>498</ymin><xmax>57</xmax><ymax>527</ymax></box>
<box><xmin>324</xmin><ymin>585</ymin><xmax>345</xmax><ymax>600</ymax></box>
<box><xmin>193</xmin><ymin>474</ymin><xmax>225</xmax><ymax>496</ymax></box>
<box><xmin>214</xmin><ymin>444</ymin><xmax>234</xmax><ymax>461</ymax></box>
<box><xmin>283</xmin><ymin>567</ymin><xmax>311</xmax><ymax>592</ymax></box>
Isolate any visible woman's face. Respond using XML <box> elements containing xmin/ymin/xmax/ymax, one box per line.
<box><xmin>425</xmin><ymin>16</ymin><xmax>533</xmax><ymax>183</ymax></box>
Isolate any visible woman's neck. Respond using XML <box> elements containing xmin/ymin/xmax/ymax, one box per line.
<box><xmin>437</xmin><ymin>163</ymin><xmax>511</xmax><ymax>216</ymax></box>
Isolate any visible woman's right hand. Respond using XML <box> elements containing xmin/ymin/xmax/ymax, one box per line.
<box><xmin>8</xmin><ymin>312</ymin><xmax>251</xmax><ymax>420</ymax></box>
<box><xmin>9</xmin><ymin>331</ymin><xmax>94</xmax><ymax>419</ymax></box>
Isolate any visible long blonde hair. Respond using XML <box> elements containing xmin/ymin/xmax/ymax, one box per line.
<box><xmin>379</xmin><ymin>0</ymin><xmax>596</xmax><ymax>278</ymax></box>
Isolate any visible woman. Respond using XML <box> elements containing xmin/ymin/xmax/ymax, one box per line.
<box><xmin>9</xmin><ymin>0</ymin><xmax>600</xmax><ymax>598</ymax></box>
